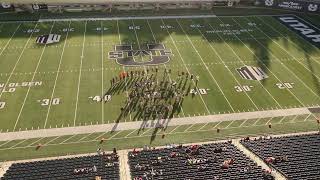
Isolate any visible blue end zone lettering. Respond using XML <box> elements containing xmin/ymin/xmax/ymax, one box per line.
<box><xmin>275</xmin><ymin>16</ymin><xmax>320</xmax><ymax>48</ymax></box>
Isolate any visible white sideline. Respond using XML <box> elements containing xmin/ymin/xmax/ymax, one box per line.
<box><xmin>0</xmin><ymin>107</ymin><xmax>313</xmax><ymax>141</ymax></box>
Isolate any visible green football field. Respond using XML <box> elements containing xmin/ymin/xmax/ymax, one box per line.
<box><xmin>0</xmin><ymin>14</ymin><xmax>320</xmax><ymax>132</ymax></box>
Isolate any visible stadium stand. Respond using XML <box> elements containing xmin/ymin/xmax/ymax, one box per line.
<box><xmin>240</xmin><ymin>133</ymin><xmax>320</xmax><ymax>180</ymax></box>
<box><xmin>1</xmin><ymin>153</ymin><xmax>119</xmax><ymax>180</ymax></box>
<box><xmin>128</xmin><ymin>142</ymin><xmax>274</xmax><ymax>180</ymax></box>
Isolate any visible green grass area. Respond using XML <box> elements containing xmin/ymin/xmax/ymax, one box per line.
<box><xmin>0</xmin><ymin>115</ymin><xmax>318</xmax><ymax>161</ymax></box>
<box><xmin>1</xmin><ymin>15</ymin><xmax>320</xmax><ymax>132</ymax></box>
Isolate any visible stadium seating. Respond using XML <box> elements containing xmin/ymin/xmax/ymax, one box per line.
<box><xmin>1</xmin><ymin>153</ymin><xmax>119</xmax><ymax>180</ymax></box>
<box><xmin>128</xmin><ymin>142</ymin><xmax>274</xmax><ymax>180</ymax></box>
<box><xmin>240</xmin><ymin>133</ymin><xmax>320</xmax><ymax>180</ymax></box>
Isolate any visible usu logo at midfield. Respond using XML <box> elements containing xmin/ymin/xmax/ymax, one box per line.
<box><xmin>237</xmin><ymin>66</ymin><xmax>268</xmax><ymax>81</ymax></box>
<box><xmin>36</xmin><ymin>34</ymin><xmax>61</xmax><ymax>45</ymax></box>
<box><xmin>108</xmin><ymin>44</ymin><xmax>172</xmax><ymax>66</ymax></box>
<box><xmin>277</xmin><ymin>16</ymin><xmax>320</xmax><ymax>48</ymax></box>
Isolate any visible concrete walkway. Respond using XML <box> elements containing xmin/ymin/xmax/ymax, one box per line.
<box><xmin>0</xmin><ymin>107</ymin><xmax>311</xmax><ymax>141</ymax></box>
<box><xmin>233</xmin><ymin>139</ymin><xmax>287</xmax><ymax>180</ymax></box>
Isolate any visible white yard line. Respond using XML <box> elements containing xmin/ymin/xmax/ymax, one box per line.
<box><xmin>77</xmin><ymin>132</ymin><xmax>94</xmax><ymax>142</ymax></box>
<box><xmin>214</xmin><ymin>17</ymin><xmax>282</xmax><ymax>108</ymax></box>
<box><xmin>43</xmin><ymin>136</ymin><xmax>61</xmax><ymax>145</ymax></box>
<box><xmin>0</xmin><ymin>24</ymin><xmax>27</xmax><ymax>101</ymax></box>
<box><xmin>225</xmin><ymin>120</ymin><xmax>235</xmax><ymax>128</ymax></box>
<box><xmin>253</xmin><ymin>118</ymin><xmax>262</xmax><ymax>126</ymax></box>
<box><xmin>289</xmin><ymin>114</ymin><xmax>299</xmax><ymax>123</ymax></box>
<box><xmin>0</xmin><ymin>24</ymin><xmax>21</xmax><ymax>57</ymax></box>
<box><xmin>0</xmin><ymin>140</ymin><xmax>12</xmax><ymax>148</ymax></box>
<box><xmin>13</xmin><ymin>22</ymin><xmax>55</xmax><ymax>131</ymax></box>
<box><xmin>125</xmin><ymin>129</ymin><xmax>137</xmax><ymax>138</ymax></box>
<box><xmin>27</xmin><ymin>137</ymin><xmax>44</xmax><ymax>147</ymax></box>
<box><xmin>168</xmin><ymin>125</ymin><xmax>181</xmax><ymax>134</ymax></box>
<box><xmin>94</xmin><ymin>131</ymin><xmax>109</xmax><ymax>140</ymax></box>
<box><xmin>265</xmin><ymin>117</ymin><xmax>275</xmax><ymax>125</ymax></box>
<box><xmin>139</xmin><ymin>128</ymin><xmax>153</xmax><ymax>136</ymax></box>
<box><xmin>304</xmin><ymin>114</ymin><xmax>312</xmax><ymax>122</ymax></box>
<box><xmin>9</xmin><ymin>139</ymin><xmax>28</xmax><ymax>149</ymax></box>
<box><xmin>212</xmin><ymin>121</ymin><xmax>222</xmax><ymax>129</ymax></box>
<box><xmin>176</xmin><ymin>18</ymin><xmax>236</xmax><ymax>112</ymax></box>
<box><xmin>43</xmin><ymin>21</ymin><xmax>72</xmax><ymax>128</ymax></box>
<box><xmin>60</xmin><ymin>134</ymin><xmax>77</xmax><ymax>144</ymax></box>
<box><xmin>278</xmin><ymin>116</ymin><xmax>288</xmax><ymax>124</ymax></box>
<box><xmin>146</xmin><ymin>19</ymin><xmax>186</xmax><ymax>116</ymax></box>
<box><xmin>161</xmin><ymin>18</ymin><xmax>210</xmax><ymax>114</ymax></box>
<box><xmin>131</xmin><ymin>19</ymin><xmax>147</xmax><ymax>73</ymax></box>
<box><xmin>242</xmin><ymin>17</ymin><xmax>320</xmax><ymax>102</ymax></box>
<box><xmin>198</xmin><ymin>122</ymin><xmax>209</xmax><ymax>130</ymax></box>
<box><xmin>231</xmin><ymin>18</ymin><xmax>308</xmax><ymax>107</ymax></box>
<box><xmin>183</xmin><ymin>124</ymin><xmax>195</xmax><ymax>132</ymax></box>
<box><xmin>101</xmin><ymin>21</ymin><xmax>105</xmax><ymax>124</ymax></box>
<box><xmin>107</xmin><ymin>131</ymin><xmax>122</xmax><ymax>139</ymax></box>
<box><xmin>73</xmin><ymin>20</ymin><xmax>88</xmax><ymax>126</ymax></box>
<box><xmin>116</xmin><ymin>20</ymin><xmax>132</xmax><ymax>121</ymax></box>
<box><xmin>239</xmin><ymin>119</ymin><xmax>248</xmax><ymax>127</ymax></box>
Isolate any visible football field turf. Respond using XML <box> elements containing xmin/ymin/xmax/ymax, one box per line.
<box><xmin>0</xmin><ymin>14</ymin><xmax>320</xmax><ymax>132</ymax></box>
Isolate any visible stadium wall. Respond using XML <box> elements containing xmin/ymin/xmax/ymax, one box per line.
<box><xmin>0</xmin><ymin>0</ymin><xmax>241</xmax><ymax>12</ymax></box>
<box><xmin>255</xmin><ymin>0</ymin><xmax>320</xmax><ymax>13</ymax></box>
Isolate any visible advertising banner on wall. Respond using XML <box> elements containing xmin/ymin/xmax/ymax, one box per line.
<box><xmin>256</xmin><ymin>0</ymin><xmax>320</xmax><ymax>13</ymax></box>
